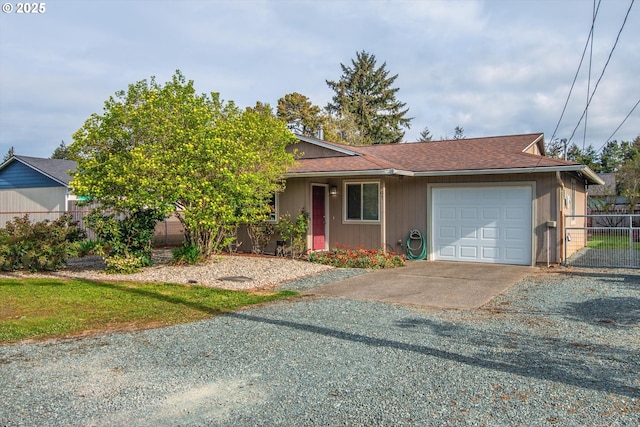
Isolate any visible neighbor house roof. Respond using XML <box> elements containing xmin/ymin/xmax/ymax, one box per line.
<box><xmin>0</xmin><ymin>155</ymin><xmax>76</xmax><ymax>187</ymax></box>
<box><xmin>288</xmin><ymin>133</ymin><xmax>604</xmax><ymax>184</ymax></box>
<box><xmin>588</xmin><ymin>173</ymin><xmax>616</xmax><ymax>196</ymax></box>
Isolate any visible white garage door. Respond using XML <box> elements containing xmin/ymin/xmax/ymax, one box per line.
<box><xmin>432</xmin><ymin>186</ymin><xmax>532</xmax><ymax>265</ymax></box>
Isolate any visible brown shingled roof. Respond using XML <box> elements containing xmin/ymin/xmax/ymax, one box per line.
<box><xmin>289</xmin><ymin>133</ymin><xmax>584</xmax><ymax>175</ymax></box>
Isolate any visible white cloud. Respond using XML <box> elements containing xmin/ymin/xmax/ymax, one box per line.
<box><xmin>1</xmin><ymin>0</ymin><xmax>638</xmax><ymax>156</ymax></box>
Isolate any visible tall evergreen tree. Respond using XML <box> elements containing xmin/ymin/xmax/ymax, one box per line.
<box><xmin>276</xmin><ymin>92</ymin><xmax>323</xmax><ymax>137</ymax></box>
<box><xmin>599</xmin><ymin>140</ymin><xmax>625</xmax><ymax>173</ymax></box>
<box><xmin>326</xmin><ymin>51</ymin><xmax>411</xmax><ymax>144</ymax></box>
<box><xmin>453</xmin><ymin>126</ymin><xmax>465</xmax><ymax>140</ymax></box>
<box><xmin>51</xmin><ymin>140</ymin><xmax>72</xmax><ymax>159</ymax></box>
<box><xmin>566</xmin><ymin>143</ymin><xmax>600</xmax><ymax>172</ymax></box>
<box><xmin>2</xmin><ymin>146</ymin><xmax>14</xmax><ymax>162</ymax></box>
<box><xmin>418</xmin><ymin>126</ymin><xmax>433</xmax><ymax>142</ymax></box>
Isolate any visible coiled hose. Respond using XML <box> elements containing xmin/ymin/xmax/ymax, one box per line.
<box><xmin>406</xmin><ymin>229</ymin><xmax>427</xmax><ymax>260</ymax></box>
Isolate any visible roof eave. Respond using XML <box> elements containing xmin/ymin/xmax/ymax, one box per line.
<box><xmin>285</xmin><ymin>169</ymin><xmax>414</xmax><ymax>178</ymax></box>
<box><xmin>412</xmin><ymin>165</ymin><xmax>604</xmax><ymax>184</ymax></box>
<box><xmin>522</xmin><ymin>133</ymin><xmax>545</xmax><ymax>155</ymax></box>
<box><xmin>294</xmin><ymin>134</ymin><xmax>360</xmax><ymax>156</ymax></box>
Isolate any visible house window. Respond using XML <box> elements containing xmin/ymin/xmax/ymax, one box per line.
<box><xmin>345</xmin><ymin>182</ymin><xmax>379</xmax><ymax>222</ymax></box>
<box><xmin>268</xmin><ymin>193</ymin><xmax>278</xmax><ymax>222</ymax></box>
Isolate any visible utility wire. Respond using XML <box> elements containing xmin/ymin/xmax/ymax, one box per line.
<box><xmin>566</xmin><ymin>0</ymin><xmax>635</xmax><ymax>146</ymax></box>
<box><xmin>549</xmin><ymin>0</ymin><xmax>602</xmax><ymax>145</ymax></box>
<box><xmin>582</xmin><ymin>0</ymin><xmax>597</xmax><ymax>151</ymax></box>
<box><xmin>598</xmin><ymin>97</ymin><xmax>640</xmax><ymax>152</ymax></box>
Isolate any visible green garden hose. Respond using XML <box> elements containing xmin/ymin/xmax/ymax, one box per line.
<box><xmin>406</xmin><ymin>229</ymin><xmax>427</xmax><ymax>260</ymax></box>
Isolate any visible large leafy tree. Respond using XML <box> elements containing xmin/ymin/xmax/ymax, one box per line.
<box><xmin>326</xmin><ymin>50</ymin><xmax>411</xmax><ymax>144</ymax></box>
<box><xmin>276</xmin><ymin>92</ymin><xmax>324</xmax><ymax>137</ymax></box>
<box><xmin>617</xmin><ymin>136</ymin><xmax>640</xmax><ymax>213</ymax></box>
<box><xmin>70</xmin><ymin>71</ymin><xmax>296</xmax><ymax>257</ymax></box>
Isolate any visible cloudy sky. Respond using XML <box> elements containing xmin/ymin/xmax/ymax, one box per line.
<box><xmin>1</xmin><ymin>0</ymin><xmax>638</xmax><ymax>158</ymax></box>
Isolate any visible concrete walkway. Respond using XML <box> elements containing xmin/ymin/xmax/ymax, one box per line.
<box><xmin>305</xmin><ymin>261</ymin><xmax>533</xmax><ymax>309</ymax></box>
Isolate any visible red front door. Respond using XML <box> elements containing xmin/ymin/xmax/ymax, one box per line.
<box><xmin>312</xmin><ymin>186</ymin><xmax>326</xmax><ymax>251</ymax></box>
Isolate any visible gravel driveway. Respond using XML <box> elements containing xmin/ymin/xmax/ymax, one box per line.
<box><xmin>1</xmin><ymin>267</ymin><xmax>639</xmax><ymax>426</ymax></box>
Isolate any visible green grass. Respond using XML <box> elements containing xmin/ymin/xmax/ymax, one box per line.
<box><xmin>0</xmin><ymin>278</ymin><xmax>297</xmax><ymax>343</ymax></box>
<box><xmin>587</xmin><ymin>234</ymin><xmax>640</xmax><ymax>250</ymax></box>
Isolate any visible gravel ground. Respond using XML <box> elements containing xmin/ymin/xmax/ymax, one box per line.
<box><xmin>0</xmin><ymin>250</ymin><xmax>335</xmax><ymax>291</ymax></box>
<box><xmin>1</xmin><ymin>266</ymin><xmax>639</xmax><ymax>426</ymax></box>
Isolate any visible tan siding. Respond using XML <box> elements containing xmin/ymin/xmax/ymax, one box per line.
<box><xmin>279</xmin><ymin>176</ymin><xmax>384</xmax><ymax>250</ymax></box>
<box><xmin>533</xmin><ymin>173</ymin><xmax>560</xmax><ymax>264</ymax></box>
<box><xmin>382</xmin><ymin>173</ymin><xmax>565</xmax><ymax>264</ymax></box>
<box><xmin>385</xmin><ymin>176</ymin><xmax>427</xmax><ymax>253</ymax></box>
<box><xmin>237</xmin><ymin>171</ymin><xmax>579</xmax><ymax>264</ymax></box>
<box><xmin>563</xmin><ymin>173</ymin><xmax>588</xmax><ymax>259</ymax></box>
<box><xmin>0</xmin><ymin>188</ymin><xmax>68</xmax><ymax>226</ymax></box>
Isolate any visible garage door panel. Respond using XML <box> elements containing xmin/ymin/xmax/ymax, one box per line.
<box><xmin>505</xmin><ymin>227</ymin><xmax>526</xmax><ymax>240</ymax></box>
<box><xmin>439</xmin><ymin>226</ymin><xmax>456</xmax><ymax>238</ymax></box>
<box><xmin>482</xmin><ymin>208</ymin><xmax>500</xmax><ymax>220</ymax></box>
<box><xmin>439</xmin><ymin>207</ymin><xmax>457</xmax><ymax>220</ymax></box>
<box><xmin>505</xmin><ymin>248</ymin><xmax>525</xmax><ymax>261</ymax></box>
<box><xmin>460</xmin><ymin>208</ymin><xmax>478</xmax><ymax>219</ymax></box>
<box><xmin>459</xmin><ymin>246</ymin><xmax>478</xmax><ymax>259</ymax></box>
<box><xmin>482</xmin><ymin>227</ymin><xmax>499</xmax><ymax>239</ymax></box>
<box><xmin>482</xmin><ymin>247</ymin><xmax>499</xmax><ymax>260</ymax></box>
<box><xmin>506</xmin><ymin>207</ymin><xmax>525</xmax><ymax>220</ymax></box>
<box><xmin>440</xmin><ymin>245</ymin><xmax>456</xmax><ymax>257</ymax></box>
<box><xmin>433</xmin><ymin>187</ymin><xmax>532</xmax><ymax>265</ymax></box>
<box><xmin>460</xmin><ymin>226</ymin><xmax>477</xmax><ymax>239</ymax></box>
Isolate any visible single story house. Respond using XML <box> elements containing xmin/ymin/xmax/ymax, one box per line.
<box><xmin>0</xmin><ymin>155</ymin><xmax>78</xmax><ymax>226</ymax></box>
<box><xmin>262</xmin><ymin>132</ymin><xmax>603</xmax><ymax>266</ymax></box>
<box><xmin>2</xmin><ymin>133</ymin><xmax>603</xmax><ymax>266</ymax></box>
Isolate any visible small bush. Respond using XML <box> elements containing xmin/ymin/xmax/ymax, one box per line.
<box><xmin>308</xmin><ymin>244</ymin><xmax>405</xmax><ymax>269</ymax></box>
<box><xmin>275</xmin><ymin>211</ymin><xmax>309</xmax><ymax>258</ymax></box>
<box><xmin>0</xmin><ymin>214</ymin><xmax>86</xmax><ymax>272</ymax></box>
<box><xmin>76</xmin><ymin>239</ymin><xmax>99</xmax><ymax>257</ymax></box>
<box><xmin>172</xmin><ymin>243</ymin><xmax>202</xmax><ymax>265</ymax></box>
<box><xmin>246</xmin><ymin>221</ymin><xmax>276</xmax><ymax>254</ymax></box>
<box><xmin>87</xmin><ymin>208</ymin><xmax>164</xmax><ymax>274</ymax></box>
<box><xmin>103</xmin><ymin>254</ymin><xmax>148</xmax><ymax>274</ymax></box>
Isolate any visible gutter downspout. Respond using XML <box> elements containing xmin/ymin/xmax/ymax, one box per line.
<box><xmin>380</xmin><ymin>178</ymin><xmax>386</xmax><ymax>251</ymax></box>
<box><xmin>556</xmin><ymin>172</ymin><xmax>565</xmax><ymax>264</ymax></box>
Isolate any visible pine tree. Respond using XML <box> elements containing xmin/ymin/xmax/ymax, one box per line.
<box><xmin>51</xmin><ymin>140</ymin><xmax>72</xmax><ymax>159</ymax></box>
<box><xmin>276</xmin><ymin>92</ymin><xmax>323</xmax><ymax>137</ymax></box>
<box><xmin>326</xmin><ymin>51</ymin><xmax>411</xmax><ymax>144</ymax></box>
<box><xmin>418</xmin><ymin>126</ymin><xmax>433</xmax><ymax>142</ymax></box>
<box><xmin>2</xmin><ymin>146</ymin><xmax>14</xmax><ymax>162</ymax></box>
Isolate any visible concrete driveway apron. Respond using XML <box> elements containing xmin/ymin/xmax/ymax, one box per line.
<box><xmin>305</xmin><ymin>261</ymin><xmax>533</xmax><ymax>309</ymax></box>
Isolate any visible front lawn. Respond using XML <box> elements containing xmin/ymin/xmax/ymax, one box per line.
<box><xmin>0</xmin><ymin>278</ymin><xmax>296</xmax><ymax>343</ymax></box>
<box><xmin>587</xmin><ymin>234</ymin><xmax>640</xmax><ymax>250</ymax></box>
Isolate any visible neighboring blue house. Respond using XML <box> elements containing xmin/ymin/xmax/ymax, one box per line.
<box><xmin>0</xmin><ymin>155</ymin><xmax>77</xmax><ymax>225</ymax></box>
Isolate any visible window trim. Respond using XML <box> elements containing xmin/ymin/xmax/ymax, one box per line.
<box><xmin>343</xmin><ymin>180</ymin><xmax>381</xmax><ymax>223</ymax></box>
<box><xmin>268</xmin><ymin>193</ymin><xmax>279</xmax><ymax>223</ymax></box>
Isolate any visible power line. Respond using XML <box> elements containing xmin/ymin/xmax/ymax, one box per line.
<box><xmin>582</xmin><ymin>0</ymin><xmax>597</xmax><ymax>151</ymax></box>
<box><xmin>566</xmin><ymin>0</ymin><xmax>635</xmax><ymax>146</ymax></box>
<box><xmin>549</xmin><ymin>0</ymin><xmax>602</xmax><ymax>144</ymax></box>
<box><xmin>598</xmin><ymin>97</ymin><xmax>640</xmax><ymax>152</ymax></box>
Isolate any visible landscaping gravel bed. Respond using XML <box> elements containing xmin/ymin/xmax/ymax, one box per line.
<box><xmin>1</xmin><ymin>266</ymin><xmax>639</xmax><ymax>426</ymax></box>
<box><xmin>0</xmin><ymin>250</ymin><xmax>334</xmax><ymax>291</ymax></box>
